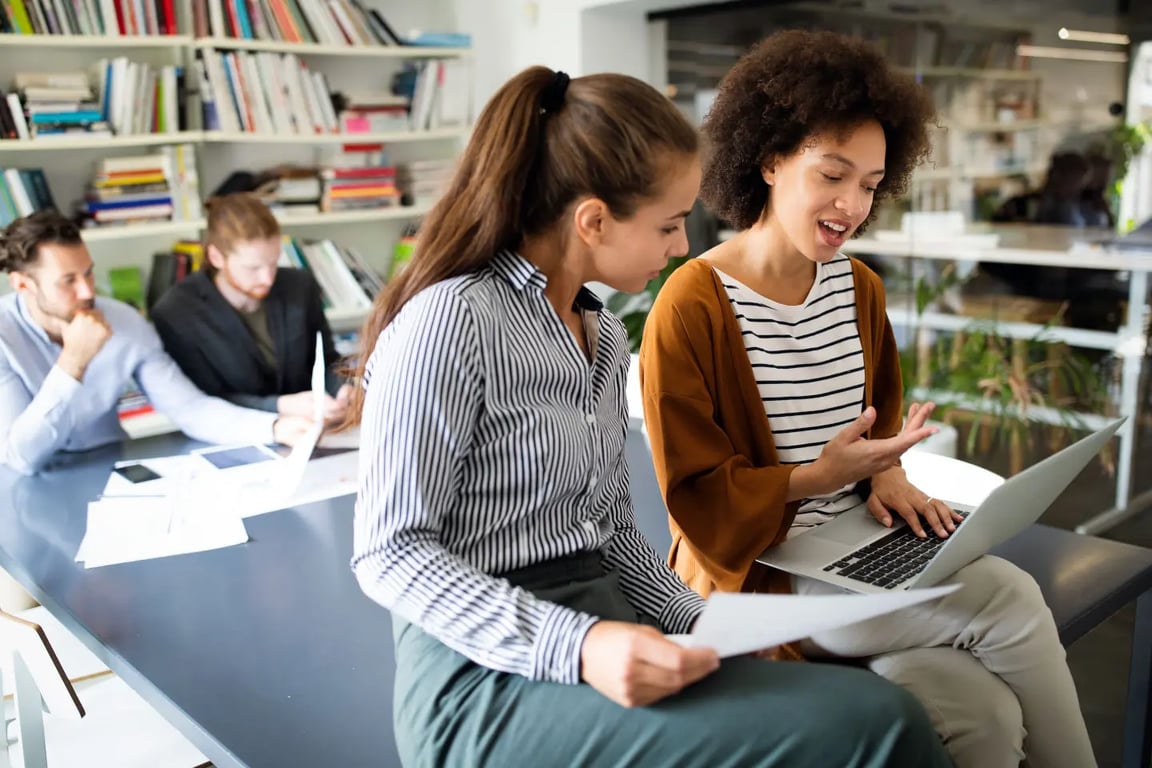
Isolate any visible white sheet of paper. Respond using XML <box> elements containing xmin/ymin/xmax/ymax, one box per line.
<box><xmin>236</xmin><ymin>448</ymin><xmax>358</xmax><ymax>517</ymax></box>
<box><xmin>76</xmin><ymin>496</ymin><xmax>249</xmax><ymax>568</ymax></box>
<box><xmin>98</xmin><ymin>447</ymin><xmax>358</xmax><ymax>523</ymax></box>
<box><xmin>312</xmin><ymin>330</ymin><xmax>326</xmax><ymax>423</ymax></box>
<box><xmin>668</xmin><ymin>584</ymin><xmax>960</xmax><ymax>658</ymax></box>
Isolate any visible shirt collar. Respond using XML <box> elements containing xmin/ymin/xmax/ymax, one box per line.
<box><xmin>490</xmin><ymin>250</ymin><xmax>604</xmax><ymax>312</ymax></box>
<box><xmin>15</xmin><ymin>294</ymin><xmax>56</xmax><ymax>346</ymax></box>
<box><xmin>491</xmin><ymin>250</ymin><xmax>547</xmax><ymax>293</ymax></box>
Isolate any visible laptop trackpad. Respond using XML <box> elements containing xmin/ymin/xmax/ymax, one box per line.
<box><xmin>813</xmin><ymin>514</ymin><xmax>897</xmax><ymax>546</ymax></box>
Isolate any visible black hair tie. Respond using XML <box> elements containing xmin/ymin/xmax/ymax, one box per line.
<box><xmin>541</xmin><ymin>71</ymin><xmax>570</xmax><ymax>114</ymax></box>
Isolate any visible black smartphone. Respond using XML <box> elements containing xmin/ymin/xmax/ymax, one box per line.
<box><xmin>113</xmin><ymin>463</ymin><xmax>162</xmax><ymax>484</ymax></box>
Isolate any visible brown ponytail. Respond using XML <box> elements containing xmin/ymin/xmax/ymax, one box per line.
<box><xmin>346</xmin><ymin>66</ymin><xmax>698</xmax><ymax>424</ymax></box>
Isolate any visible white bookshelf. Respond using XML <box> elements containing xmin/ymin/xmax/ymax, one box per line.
<box><xmin>0</xmin><ymin>17</ymin><xmax>468</xmax><ymax>308</ymax></box>
<box><xmin>81</xmin><ymin>219</ymin><xmax>204</xmax><ymax>242</ymax></box>
<box><xmin>0</xmin><ymin>33</ymin><xmax>193</xmax><ymax>48</ymax></box>
<box><xmin>200</xmin><ymin>128</ymin><xmax>466</xmax><ymax>144</ymax></box>
<box><xmin>0</xmin><ymin>131</ymin><xmax>204</xmax><ymax>151</ymax></box>
<box><xmin>901</xmin><ymin>66</ymin><xmax>1043</xmax><ymax>81</ymax></box>
<box><xmin>193</xmin><ymin>37</ymin><xmax>469</xmax><ymax>58</ymax></box>
<box><xmin>274</xmin><ymin>205</ymin><xmax>431</xmax><ymax>227</ymax></box>
<box><xmin>324</xmin><ymin>306</ymin><xmax>369</xmax><ymax>330</ymax></box>
<box><xmin>949</xmin><ymin>118</ymin><xmax>1048</xmax><ymax>133</ymax></box>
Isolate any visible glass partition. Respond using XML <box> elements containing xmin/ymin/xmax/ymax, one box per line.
<box><xmin>649</xmin><ymin>0</ymin><xmax>1142</xmax><ymax>520</ymax></box>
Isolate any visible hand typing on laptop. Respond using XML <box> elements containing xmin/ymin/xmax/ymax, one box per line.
<box><xmin>868</xmin><ymin>463</ymin><xmax>966</xmax><ymax>539</ymax></box>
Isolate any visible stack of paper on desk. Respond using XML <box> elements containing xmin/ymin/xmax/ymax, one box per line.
<box><xmin>75</xmin><ymin>495</ymin><xmax>249</xmax><ymax>569</ymax></box>
<box><xmin>667</xmin><ymin>584</ymin><xmax>959</xmax><ymax>657</ymax></box>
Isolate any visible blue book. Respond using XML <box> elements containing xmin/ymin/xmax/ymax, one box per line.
<box><xmin>85</xmin><ymin>196</ymin><xmax>173</xmax><ymax>212</ymax></box>
<box><xmin>405</xmin><ymin>32</ymin><xmax>470</xmax><ymax>48</ymax></box>
<box><xmin>29</xmin><ymin>111</ymin><xmax>103</xmax><ymax>125</ymax></box>
<box><xmin>232</xmin><ymin>0</ymin><xmax>252</xmax><ymax>39</ymax></box>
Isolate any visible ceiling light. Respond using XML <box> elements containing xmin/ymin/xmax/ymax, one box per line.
<box><xmin>1057</xmin><ymin>28</ymin><xmax>1130</xmax><ymax>45</ymax></box>
<box><xmin>1017</xmin><ymin>45</ymin><xmax>1129</xmax><ymax>63</ymax></box>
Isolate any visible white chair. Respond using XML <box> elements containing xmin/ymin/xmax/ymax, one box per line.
<box><xmin>0</xmin><ymin>608</ymin><xmax>208</xmax><ymax>768</ymax></box>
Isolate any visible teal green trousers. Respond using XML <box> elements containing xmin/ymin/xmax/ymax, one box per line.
<box><xmin>393</xmin><ymin>555</ymin><xmax>953</xmax><ymax>768</ymax></box>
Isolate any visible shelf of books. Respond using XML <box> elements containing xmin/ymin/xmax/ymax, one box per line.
<box><xmin>274</xmin><ymin>203</ymin><xmax>430</xmax><ymax>227</ymax></box>
<box><xmin>0</xmin><ymin>132</ymin><xmax>205</xmax><ymax>151</ymax></box>
<box><xmin>324</xmin><ymin>306</ymin><xmax>369</xmax><ymax>330</ymax></box>
<box><xmin>0</xmin><ymin>34</ymin><xmax>194</xmax><ymax>48</ymax></box>
<box><xmin>200</xmin><ymin>128</ymin><xmax>466</xmax><ymax>144</ymax></box>
<box><xmin>82</xmin><ymin>218</ymin><xmax>204</xmax><ymax>241</ymax></box>
<box><xmin>905</xmin><ymin>67</ymin><xmax>1043</xmax><ymax>81</ymax></box>
<box><xmin>193</xmin><ymin>37</ymin><xmax>469</xmax><ymax>58</ymax></box>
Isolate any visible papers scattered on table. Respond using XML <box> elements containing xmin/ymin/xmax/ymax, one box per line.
<box><xmin>667</xmin><ymin>584</ymin><xmax>959</xmax><ymax>658</ymax></box>
<box><xmin>75</xmin><ymin>495</ymin><xmax>249</xmax><ymax>569</ymax></box>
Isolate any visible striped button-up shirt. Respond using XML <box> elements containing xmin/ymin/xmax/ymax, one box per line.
<box><xmin>352</xmin><ymin>250</ymin><xmax>705</xmax><ymax>685</ymax></box>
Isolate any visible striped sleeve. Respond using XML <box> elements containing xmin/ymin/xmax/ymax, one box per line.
<box><xmin>351</xmin><ymin>288</ymin><xmax>597</xmax><ymax>684</ymax></box>
<box><xmin>598</xmin><ymin>427</ymin><xmax>706</xmax><ymax>633</ymax></box>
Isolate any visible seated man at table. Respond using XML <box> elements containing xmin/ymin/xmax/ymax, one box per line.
<box><xmin>150</xmin><ymin>193</ymin><xmax>350</xmax><ymax>424</ymax></box>
<box><xmin>0</xmin><ymin>210</ymin><xmax>315</xmax><ymax>475</ymax></box>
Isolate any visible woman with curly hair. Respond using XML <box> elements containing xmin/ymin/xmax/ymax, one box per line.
<box><xmin>640</xmin><ymin>30</ymin><xmax>1095</xmax><ymax>768</ymax></box>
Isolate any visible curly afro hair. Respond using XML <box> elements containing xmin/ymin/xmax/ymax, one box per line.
<box><xmin>700</xmin><ymin>29</ymin><xmax>937</xmax><ymax>233</ymax></box>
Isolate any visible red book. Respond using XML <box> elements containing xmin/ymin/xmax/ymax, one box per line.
<box><xmin>323</xmin><ymin>167</ymin><xmax>396</xmax><ymax>179</ymax></box>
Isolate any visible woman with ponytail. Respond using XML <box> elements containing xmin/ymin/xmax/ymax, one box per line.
<box><xmin>348</xmin><ymin>66</ymin><xmax>951</xmax><ymax>768</ymax></box>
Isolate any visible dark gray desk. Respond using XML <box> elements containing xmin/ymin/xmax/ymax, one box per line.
<box><xmin>3</xmin><ymin>432</ymin><xmax>1152</xmax><ymax>768</ymax></box>
<box><xmin>0</xmin><ymin>434</ymin><xmax>401</xmax><ymax>768</ymax></box>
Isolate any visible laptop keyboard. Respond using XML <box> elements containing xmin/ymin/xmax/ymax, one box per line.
<box><xmin>822</xmin><ymin>510</ymin><xmax>969</xmax><ymax>588</ymax></box>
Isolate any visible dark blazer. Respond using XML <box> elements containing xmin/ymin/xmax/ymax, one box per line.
<box><xmin>151</xmin><ymin>269</ymin><xmax>343</xmax><ymax>412</ymax></box>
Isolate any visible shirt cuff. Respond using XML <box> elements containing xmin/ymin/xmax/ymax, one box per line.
<box><xmin>263</xmin><ymin>413</ymin><xmax>279</xmax><ymax>444</ymax></box>
<box><xmin>659</xmin><ymin>589</ymin><xmax>707</xmax><ymax>635</ymax></box>
<box><xmin>532</xmin><ymin>604</ymin><xmax>598</xmax><ymax>685</ymax></box>
<box><xmin>27</xmin><ymin>364</ymin><xmax>84</xmax><ymax>423</ymax></box>
<box><xmin>43</xmin><ymin>364</ymin><xmax>83</xmax><ymax>401</ymax></box>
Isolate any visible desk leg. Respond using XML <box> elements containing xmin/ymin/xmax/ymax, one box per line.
<box><xmin>1122</xmin><ymin>591</ymin><xmax>1152</xmax><ymax>768</ymax></box>
<box><xmin>1076</xmin><ymin>269</ymin><xmax>1148</xmax><ymax>535</ymax></box>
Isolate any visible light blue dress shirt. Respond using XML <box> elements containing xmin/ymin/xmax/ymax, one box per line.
<box><xmin>0</xmin><ymin>293</ymin><xmax>278</xmax><ymax>475</ymax></box>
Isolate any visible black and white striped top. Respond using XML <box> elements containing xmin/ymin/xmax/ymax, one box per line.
<box><xmin>716</xmin><ymin>255</ymin><xmax>865</xmax><ymax>531</ymax></box>
<box><xmin>352</xmin><ymin>250</ymin><xmax>705</xmax><ymax>685</ymax></box>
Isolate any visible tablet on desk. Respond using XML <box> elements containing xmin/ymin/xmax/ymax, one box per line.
<box><xmin>192</xmin><ymin>444</ymin><xmax>281</xmax><ymax>471</ymax></box>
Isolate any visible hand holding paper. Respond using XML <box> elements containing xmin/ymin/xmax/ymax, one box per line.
<box><xmin>668</xmin><ymin>585</ymin><xmax>960</xmax><ymax>658</ymax></box>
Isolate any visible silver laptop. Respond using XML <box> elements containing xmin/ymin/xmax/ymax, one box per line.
<box><xmin>758</xmin><ymin>418</ymin><xmax>1125</xmax><ymax>593</ymax></box>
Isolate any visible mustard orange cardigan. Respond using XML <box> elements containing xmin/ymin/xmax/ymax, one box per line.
<box><xmin>639</xmin><ymin>257</ymin><xmax>905</xmax><ymax>598</ymax></box>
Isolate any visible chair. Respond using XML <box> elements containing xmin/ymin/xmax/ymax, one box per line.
<box><xmin>0</xmin><ymin>608</ymin><xmax>209</xmax><ymax>768</ymax></box>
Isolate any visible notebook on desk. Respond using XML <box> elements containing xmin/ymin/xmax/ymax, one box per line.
<box><xmin>758</xmin><ymin>418</ymin><xmax>1124</xmax><ymax>594</ymax></box>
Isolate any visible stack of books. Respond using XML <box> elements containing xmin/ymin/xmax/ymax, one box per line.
<box><xmin>262</xmin><ymin>172</ymin><xmax>322</xmax><ymax>216</ymax></box>
<box><xmin>1</xmin><ymin>72</ymin><xmax>109</xmax><ymax>141</ymax></box>
<box><xmin>337</xmin><ymin>91</ymin><xmax>409</xmax><ymax>134</ymax></box>
<box><xmin>0</xmin><ymin>167</ymin><xmax>57</xmax><ymax>225</ymax></box>
<box><xmin>397</xmin><ymin>159</ymin><xmax>453</xmax><ymax>207</ymax></box>
<box><xmin>316</xmin><ymin>142</ymin><xmax>400</xmax><ymax>211</ymax></box>
<box><xmin>79</xmin><ymin>149</ymin><xmax>201</xmax><ymax>228</ymax></box>
<box><xmin>320</xmin><ymin>165</ymin><xmax>398</xmax><ymax>212</ymax></box>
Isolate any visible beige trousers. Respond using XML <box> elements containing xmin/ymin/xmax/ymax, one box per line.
<box><xmin>795</xmin><ymin>555</ymin><xmax>1096</xmax><ymax>768</ymax></box>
